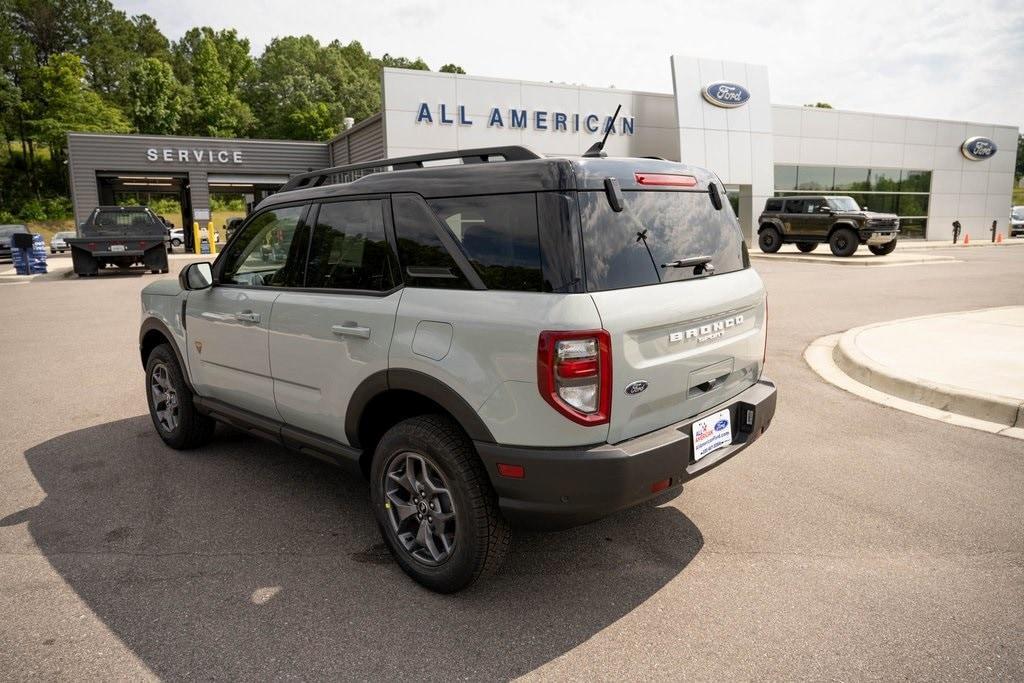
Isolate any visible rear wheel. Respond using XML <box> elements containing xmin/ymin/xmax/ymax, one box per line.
<box><xmin>796</xmin><ymin>243</ymin><xmax>817</xmax><ymax>253</ymax></box>
<box><xmin>868</xmin><ymin>240</ymin><xmax>897</xmax><ymax>256</ymax></box>
<box><xmin>758</xmin><ymin>227</ymin><xmax>782</xmax><ymax>253</ymax></box>
<box><xmin>370</xmin><ymin>415</ymin><xmax>510</xmax><ymax>593</ymax></box>
<box><xmin>829</xmin><ymin>228</ymin><xmax>859</xmax><ymax>257</ymax></box>
<box><xmin>171</xmin><ymin>238</ymin><xmax>182</xmax><ymax>248</ymax></box>
<box><xmin>145</xmin><ymin>343</ymin><xmax>215</xmax><ymax>449</ymax></box>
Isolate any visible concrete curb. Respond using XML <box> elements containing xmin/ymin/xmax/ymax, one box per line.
<box><xmin>831</xmin><ymin>309</ymin><xmax>1024</xmax><ymax>429</ymax></box>
<box><xmin>751</xmin><ymin>252</ymin><xmax>959</xmax><ymax>267</ymax></box>
<box><xmin>804</xmin><ymin>334</ymin><xmax>1024</xmax><ymax>441</ymax></box>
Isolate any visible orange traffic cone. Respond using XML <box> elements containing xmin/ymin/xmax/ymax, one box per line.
<box><xmin>963</xmin><ymin>233</ymin><xmax>970</xmax><ymax>245</ymax></box>
<box><xmin>996</xmin><ymin>233</ymin><xmax>1003</xmax><ymax>244</ymax></box>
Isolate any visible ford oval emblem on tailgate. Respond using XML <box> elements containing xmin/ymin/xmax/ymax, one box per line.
<box><xmin>625</xmin><ymin>380</ymin><xmax>649</xmax><ymax>395</ymax></box>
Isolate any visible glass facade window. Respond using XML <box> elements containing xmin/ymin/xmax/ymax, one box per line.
<box><xmin>773</xmin><ymin>165</ymin><xmax>932</xmax><ymax>239</ymax></box>
<box><xmin>833</xmin><ymin>167</ymin><xmax>870</xmax><ymax>191</ymax></box>
<box><xmin>795</xmin><ymin>166</ymin><xmax>834</xmax><ymax>191</ymax></box>
<box><xmin>774</xmin><ymin>165</ymin><xmax>798</xmax><ymax>192</ymax></box>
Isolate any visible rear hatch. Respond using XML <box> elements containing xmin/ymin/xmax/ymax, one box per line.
<box><xmin>578</xmin><ymin>175</ymin><xmax>766</xmax><ymax>444</ymax></box>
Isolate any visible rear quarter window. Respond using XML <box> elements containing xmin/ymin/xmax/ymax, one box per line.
<box><xmin>764</xmin><ymin>198</ymin><xmax>783</xmax><ymax>212</ymax></box>
<box><xmin>427</xmin><ymin>194</ymin><xmax>543</xmax><ymax>292</ymax></box>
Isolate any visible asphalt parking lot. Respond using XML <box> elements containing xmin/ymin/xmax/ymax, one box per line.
<box><xmin>1</xmin><ymin>247</ymin><xmax>1023</xmax><ymax>680</ymax></box>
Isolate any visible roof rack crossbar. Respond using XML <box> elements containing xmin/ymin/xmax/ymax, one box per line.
<box><xmin>281</xmin><ymin>145</ymin><xmax>541</xmax><ymax>192</ymax></box>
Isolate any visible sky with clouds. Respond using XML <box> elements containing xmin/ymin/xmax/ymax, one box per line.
<box><xmin>123</xmin><ymin>0</ymin><xmax>1024</xmax><ymax>130</ymax></box>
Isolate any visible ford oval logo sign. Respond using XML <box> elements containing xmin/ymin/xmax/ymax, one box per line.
<box><xmin>961</xmin><ymin>136</ymin><xmax>998</xmax><ymax>161</ymax></box>
<box><xmin>625</xmin><ymin>380</ymin><xmax>648</xmax><ymax>396</ymax></box>
<box><xmin>702</xmin><ymin>82</ymin><xmax>750</xmax><ymax>108</ymax></box>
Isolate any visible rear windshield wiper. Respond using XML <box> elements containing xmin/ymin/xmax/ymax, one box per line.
<box><xmin>661</xmin><ymin>255</ymin><xmax>714</xmax><ymax>275</ymax></box>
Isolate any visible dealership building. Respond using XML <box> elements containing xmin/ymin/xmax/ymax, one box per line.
<box><xmin>67</xmin><ymin>55</ymin><xmax>1019</xmax><ymax>242</ymax></box>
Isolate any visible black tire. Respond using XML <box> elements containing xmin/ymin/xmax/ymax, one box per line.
<box><xmin>144</xmin><ymin>343</ymin><xmax>216</xmax><ymax>450</ymax></box>
<box><xmin>758</xmin><ymin>227</ymin><xmax>782</xmax><ymax>253</ymax></box>
<box><xmin>370</xmin><ymin>415</ymin><xmax>510</xmax><ymax>593</ymax></box>
<box><xmin>795</xmin><ymin>242</ymin><xmax>817</xmax><ymax>253</ymax></box>
<box><xmin>829</xmin><ymin>227</ymin><xmax>859</xmax><ymax>257</ymax></box>
<box><xmin>50</xmin><ymin>249</ymin><xmax>55</xmax><ymax>254</ymax></box>
<box><xmin>868</xmin><ymin>240</ymin><xmax>897</xmax><ymax>256</ymax></box>
<box><xmin>171</xmin><ymin>239</ymin><xmax>182</xmax><ymax>248</ymax></box>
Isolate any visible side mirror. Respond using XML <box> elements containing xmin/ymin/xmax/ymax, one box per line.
<box><xmin>817</xmin><ymin>205</ymin><xmax>832</xmax><ymax>214</ymax></box>
<box><xmin>179</xmin><ymin>262</ymin><xmax>213</xmax><ymax>290</ymax></box>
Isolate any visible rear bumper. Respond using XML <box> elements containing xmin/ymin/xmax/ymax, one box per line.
<box><xmin>475</xmin><ymin>379</ymin><xmax>777</xmax><ymax>530</ymax></box>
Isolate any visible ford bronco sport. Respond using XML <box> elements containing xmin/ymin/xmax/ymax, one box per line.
<box><xmin>139</xmin><ymin>145</ymin><xmax>776</xmax><ymax>592</ymax></box>
<box><xmin>757</xmin><ymin>195</ymin><xmax>899</xmax><ymax>257</ymax></box>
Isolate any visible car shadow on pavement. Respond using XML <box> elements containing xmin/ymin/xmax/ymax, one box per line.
<box><xmin>5</xmin><ymin>416</ymin><xmax>703</xmax><ymax>680</ymax></box>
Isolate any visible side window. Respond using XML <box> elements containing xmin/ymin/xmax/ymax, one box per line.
<box><xmin>805</xmin><ymin>198</ymin><xmax>824</xmax><ymax>213</ymax></box>
<box><xmin>427</xmin><ymin>194</ymin><xmax>543</xmax><ymax>292</ymax></box>
<box><xmin>304</xmin><ymin>200</ymin><xmax>397</xmax><ymax>291</ymax></box>
<box><xmin>765</xmin><ymin>199</ymin><xmax>782</xmax><ymax>212</ymax></box>
<box><xmin>392</xmin><ymin>195</ymin><xmax>472</xmax><ymax>290</ymax></box>
<box><xmin>784</xmin><ymin>199</ymin><xmax>803</xmax><ymax>214</ymax></box>
<box><xmin>218</xmin><ymin>205</ymin><xmax>307</xmax><ymax>287</ymax></box>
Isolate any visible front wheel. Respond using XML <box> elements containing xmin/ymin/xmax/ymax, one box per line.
<box><xmin>370</xmin><ymin>415</ymin><xmax>510</xmax><ymax>593</ymax></box>
<box><xmin>868</xmin><ymin>240</ymin><xmax>897</xmax><ymax>256</ymax></box>
<box><xmin>796</xmin><ymin>243</ymin><xmax>818</xmax><ymax>253</ymax></box>
<box><xmin>829</xmin><ymin>228</ymin><xmax>859</xmax><ymax>257</ymax></box>
<box><xmin>758</xmin><ymin>227</ymin><xmax>782</xmax><ymax>253</ymax></box>
<box><xmin>171</xmin><ymin>238</ymin><xmax>182</xmax><ymax>248</ymax></box>
<box><xmin>145</xmin><ymin>343</ymin><xmax>216</xmax><ymax>449</ymax></box>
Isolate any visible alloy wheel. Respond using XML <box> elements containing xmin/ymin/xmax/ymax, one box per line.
<box><xmin>150</xmin><ymin>362</ymin><xmax>179</xmax><ymax>432</ymax></box>
<box><xmin>383</xmin><ymin>452</ymin><xmax>457</xmax><ymax>565</ymax></box>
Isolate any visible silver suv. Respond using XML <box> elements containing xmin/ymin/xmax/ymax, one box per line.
<box><xmin>139</xmin><ymin>146</ymin><xmax>776</xmax><ymax>592</ymax></box>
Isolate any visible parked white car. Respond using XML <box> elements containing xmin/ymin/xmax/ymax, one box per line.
<box><xmin>50</xmin><ymin>231</ymin><xmax>75</xmax><ymax>254</ymax></box>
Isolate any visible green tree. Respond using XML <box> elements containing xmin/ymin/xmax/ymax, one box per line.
<box><xmin>439</xmin><ymin>63</ymin><xmax>465</xmax><ymax>74</ymax></box>
<box><xmin>380</xmin><ymin>53</ymin><xmax>429</xmax><ymax>70</ymax></box>
<box><xmin>124</xmin><ymin>57</ymin><xmax>183</xmax><ymax>134</ymax></box>
<box><xmin>186</xmin><ymin>36</ymin><xmax>252</xmax><ymax>136</ymax></box>
<box><xmin>171</xmin><ymin>26</ymin><xmax>252</xmax><ymax>89</ymax></box>
<box><xmin>246</xmin><ymin>35</ymin><xmax>373</xmax><ymax>139</ymax></box>
<box><xmin>28</xmin><ymin>52</ymin><xmax>129</xmax><ymax>177</ymax></box>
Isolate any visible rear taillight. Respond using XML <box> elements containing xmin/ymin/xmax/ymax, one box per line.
<box><xmin>537</xmin><ymin>330</ymin><xmax>611</xmax><ymax>426</ymax></box>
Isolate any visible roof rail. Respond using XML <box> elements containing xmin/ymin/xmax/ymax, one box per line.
<box><xmin>280</xmin><ymin>145</ymin><xmax>541</xmax><ymax>192</ymax></box>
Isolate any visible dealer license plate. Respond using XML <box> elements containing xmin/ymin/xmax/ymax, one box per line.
<box><xmin>110</xmin><ymin>244</ymin><xmax>126</xmax><ymax>252</ymax></box>
<box><xmin>693</xmin><ymin>408</ymin><xmax>732</xmax><ymax>461</ymax></box>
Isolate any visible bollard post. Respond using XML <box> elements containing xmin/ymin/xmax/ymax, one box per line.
<box><xmin>207</xmin><ymin>223</ymin><xmax>217</xmax><ymax>256</ymax></box>
<box><xmin>192</xmin><ymin>221</ymin><xmax>202</xmax><ymax>254</ymax></box>
<box><xmin>991</xmin><ymin>220</ymin><xmax>997</xmax><ymax>243</ymax></box>
<box><xmin>952</xmin><ymin>220</ymin><xmax>961</xmax><ymax>244</ymax></box>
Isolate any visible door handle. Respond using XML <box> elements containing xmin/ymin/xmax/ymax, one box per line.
<box><xmin>332</xmin><ymin>323</ymin><xmax>371</xmax><ymax>339</ymax></box>
<box><xmin>235</xmin><ymin>311</ymin><xmax>261</xmax><ymax>323</ymax></box>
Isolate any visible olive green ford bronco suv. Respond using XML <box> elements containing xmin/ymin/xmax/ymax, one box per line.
<box><xmin>757</xmin><ymin>196</ymin><xmax>899</xmax><ymax>257</ymax></box>
<box><xmin>138</xmin><ymin>144</ymin><xmax>775</xmax><ymax>592</ymax></box>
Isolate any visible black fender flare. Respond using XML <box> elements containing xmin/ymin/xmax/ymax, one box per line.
<box><xmin>828</xmin><ymin>221</ymin><xmax>860</xmax><ymax>238</ymax></box>
<box><xmin>139</xmin><ymin>317</ymin><xmax>195</xmax><ymax>392</ymax></box>
<box><xmin>757</xmin><ymin>219</ymin><xmax>783</xmax><ymax>234</ymax></box>
<box><xmin>345</xmin><ymin>368</ymin><xmax>496</xmax><ymax>448</ymax></box>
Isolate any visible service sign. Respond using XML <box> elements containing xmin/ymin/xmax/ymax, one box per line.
<box><xmin>961</xmin><ymin>136</ymin><xmax>997</xmax><ymax>161</ymax></box>
<box><xmin>702</xmin><ymin>82</ymin><xmax>750</xmax><ymax>108</ymax></box>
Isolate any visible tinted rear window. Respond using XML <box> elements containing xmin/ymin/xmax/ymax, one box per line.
<box><xmin>764</xmin><ymin>198</ymin><xmax>783</xmax><ymax>212</ymax></box>
<box><xmin>579</xmin><ymin>190</ymin><xmax>748</xmax><ymax>292</ymax></box>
